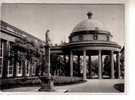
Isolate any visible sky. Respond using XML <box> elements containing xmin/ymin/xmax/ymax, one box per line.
<box><xmin>1</xmin><ymin>4</ymin><xmax>125</xmax><ymax>46</ymax></box>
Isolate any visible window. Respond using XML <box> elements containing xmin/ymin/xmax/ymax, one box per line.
<box><xmin>16</xmin><ymin>51</ymin><xmax>23</xmax><ymax>76</ymax></box>
<box><xmin>0</xmin><ymin>39</ymin><xmax>3</xmax><ymax>77</ymax></box>
<box><xmin>25</xmin><ymin>60</ymin><xmax>30</xmax><ymax>76</ymax></box>
<box><xmin>32</xmin><ymin>62</ymin><xmax>36</xmax><ymax>75</ymax></box>
<box><xmin>16</xmin><ymin>62</ymin><xmax>22</xmax><ymax>76</ymax></box>
<box><xmin>7</xmin><ymin>58</ymin><xmax>14</xmax><ymax>77</ymax></box>
<box><xmin>18</xmin><ymin>63</ymin><xmax>22</xmax><ymax>74</ymax></box>
<box><xmin>25</xmin><ymin>60</ymin><xmax>28</xmax><ymax>74</ymax></box>
<box><xmin>7</xmin><ymin>42</ymin><xmax>14</xmax><ymax>77</ymax></box>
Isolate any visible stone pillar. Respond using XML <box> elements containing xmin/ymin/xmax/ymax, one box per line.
<box><xmin>83</xmin><ymin>50</ymin><xmax>87</xmax><ymax>80</ymax></box>
<box><xmin>70</xmin><ymin>51</ymin><xmax>73</xmax><ymax>77</ymax></box>
<box><xmin>77</xmin><ymin>55</ymin><xmax>80</xmax><ymax>76</ymax></box>
<box><xmin>68</xmin><ymin>55</ymin><xmax>70</xmax><ymax>76</ymax></box>
<box><xmin>98</xmin><ymin>50</ymin><xmax>102</xmax><ymax>79</ymax></box>
<box><xmin>117</xmin><ymin>52</ymin><xmax>121</xmax><ymax>79</ymax></box>
<box><xmin>88</xmin><ymin>55</ymin><xmax>91</xmax><ymax>78</ymax></box>
<box><xmin>111</xmin><ymin>51</ymin><xmax>115</xmax><ymax>79</ymax></box>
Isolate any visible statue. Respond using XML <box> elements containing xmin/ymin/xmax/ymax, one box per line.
<box><xmin>39</xmin><ymin>29</ymin><xmax>55</xmax><ymax>91</ymax></box>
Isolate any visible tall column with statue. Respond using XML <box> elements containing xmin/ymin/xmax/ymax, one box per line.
<box><xmin>39</xmin><ymin>29</ymin><xmax>55</xmax><ymax>91</ymax></box>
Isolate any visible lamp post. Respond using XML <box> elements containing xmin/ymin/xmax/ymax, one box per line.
<box><xmin>39</xmin><ymin>29</ymin><xmax>55</xmax><ymax>91</ymax></box>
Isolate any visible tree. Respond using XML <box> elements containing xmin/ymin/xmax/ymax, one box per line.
<box><xmin>91</xmin><ymin>59</ymin><xmax>98</xmax><ymax>77</ymax></box>
<box><xmin>103</xmin><ymin>56</ymin><xmax>111</xmax><ymax>77</ymax></box>
<box><xmin>103</xmin><ymin>55</ymin><xmax>117</xmax><ymax>78</ymax></box>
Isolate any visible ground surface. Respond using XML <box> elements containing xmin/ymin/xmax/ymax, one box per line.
<box><xmin>1</xmin><ymin>79</ymin><xmax>124</xmax><ymax>93</ymax></box>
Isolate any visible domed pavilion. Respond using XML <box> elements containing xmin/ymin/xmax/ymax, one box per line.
<box><xmin>51</xmin><ymin>12</ymin><xmax>121</xmax><ymax>80</ymax></box>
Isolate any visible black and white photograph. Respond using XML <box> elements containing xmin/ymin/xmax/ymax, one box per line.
<box><xmin>0</xmin><ymin>3</ymin><xmax>125</xmax><ymax>93</ymax></box>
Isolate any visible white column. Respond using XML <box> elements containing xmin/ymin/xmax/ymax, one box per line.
<box><xmin>88</xmin><ymin>55</ymin><xmax>91</xmax><ymax>78</ymax></box>
<box><xmin>83</xmin><ymin>50</ymin><xmax>87</xmax><ymax>80</ymax></box>
<box><xmin>70</xmin><ymin>51</ymin><xmax>73</xmax><ymax>77</ymax></box>
<box><xmin>117</xmin><ymin>52</ymin><xmax>121</xmax><ymax>79</ymax></box>
<box><xmin>111</xmin><ymin>51</ymin><xmax>115</xmax><ymax>79</ymax></box>
<box><xmin>77</xmin><ymin>55</ymin><xmax>80</xmax><ymax>76</ymax></box>
<box><xmin>98</xmin><ymin>50</ymin><xmax>102</xmax><ymax>79</ymax></box>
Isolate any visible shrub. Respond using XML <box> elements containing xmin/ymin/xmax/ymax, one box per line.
<box><xmin>0</xmin><ymin>76</ymin><xmax>83</xmax><ymax>90</ymax></box>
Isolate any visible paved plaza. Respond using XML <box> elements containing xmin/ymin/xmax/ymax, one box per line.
<box><xmin>2</xmin><ymin>79</ymin><xmax>124</xmax><ymax>93</ymax></box>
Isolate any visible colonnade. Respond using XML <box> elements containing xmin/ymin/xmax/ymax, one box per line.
<box><xmin>69</xmin><ymin>50</ymin><xmax>121</xmax><ymax>80</ymax></box>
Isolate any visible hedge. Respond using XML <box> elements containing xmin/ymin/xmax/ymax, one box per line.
<box><xmin>0</xmin><ymin>76</ymin><xmax>83</xmax><ymax>90</ymax></box>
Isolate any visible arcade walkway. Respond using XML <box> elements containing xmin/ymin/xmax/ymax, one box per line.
<box><xmin>2</xmin><ymin>79</ymin><xmax>124</xmax><ymax>93</ymax></box>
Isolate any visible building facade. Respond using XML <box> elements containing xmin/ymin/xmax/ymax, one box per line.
<box><xmin>0</xmin><ymin>20</ymin><xmax>44</xmax><ymax>80</ymax></box>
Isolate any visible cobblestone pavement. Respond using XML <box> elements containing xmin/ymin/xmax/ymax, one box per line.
<box><xmin>1</xmin><ymin>79</ymin><xmax>124</xmax><ymax>93</ymax></box>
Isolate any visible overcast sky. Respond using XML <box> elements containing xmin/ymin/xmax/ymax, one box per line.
<box><xmin>1</xmin><ymin>4</ymin><xmax>125</xmax><ymax>46</ymax></box>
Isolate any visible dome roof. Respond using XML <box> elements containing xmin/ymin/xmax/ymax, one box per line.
<box><xmin>72</xmin><ymin>19</ymin><xmax>103</xmax><ymax>33</ymax></box>
<box><xmin>72</xmin><ymin>12</ymin><xmax>104</xmax><ymax>33</ymax></box>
